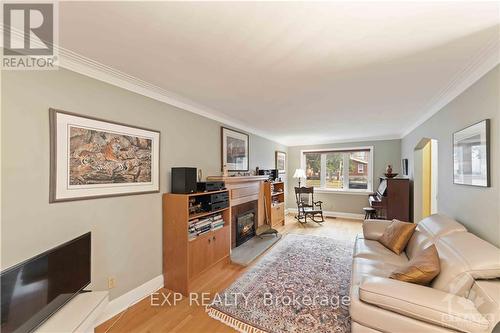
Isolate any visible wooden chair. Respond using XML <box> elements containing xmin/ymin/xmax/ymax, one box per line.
<box><xmin>294</xmin><ymin>186</ymin><xmax>324</xmax><ymax>224</ymax></box>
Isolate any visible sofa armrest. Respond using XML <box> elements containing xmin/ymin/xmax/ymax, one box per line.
<box><xmin>359</xmin><ymin>277</ymin><xmax>490</xmax><ymax>333</ymax></box>
<box><xmin>362</xmin><ymin>220</ymin><xmax>392</xmax><ymax>240</ymax></box>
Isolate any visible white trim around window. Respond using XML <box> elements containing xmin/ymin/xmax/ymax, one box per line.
<box><xmin>300</xmin><ymin>146</ymin><xmax>374</xmax><ymax>194</ymax></box>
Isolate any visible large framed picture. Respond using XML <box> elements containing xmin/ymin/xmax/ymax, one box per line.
<box><xmin>221</xmin><ymin>127</ymin><xmax>249</xmax><ymax>172</ymax></box>
<box><xmin>50</xmin><ymin>109</ymin><xmax>160</xmax><ymax>202</ymax></box>
<box><xmin>453</xmin><ymin>119</ymin><xmax>490</xmax><ymax>187</ymax></box>
<box><xmin>275</xmin><ymin>151</ymin><xmax>286</xmax><ymax>173</ymax></box>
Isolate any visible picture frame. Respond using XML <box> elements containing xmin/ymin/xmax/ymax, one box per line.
<box><xmin>401</xmin><ymin>158</ymin><xmax>409</xmax><ymax>176</ymax></box>
<box><xmin>221</xmin><ymin>127</ymin><xmax>249</xmax><ymax>172</ymax></box>
<box><xmin>453</xmin><ymin>119</ymin><xmax>490</xmax><ymax>187</ymax></box>
<box><xmin>275</xmin><ymin>151</ymin><xmax>286</xmax><ymax>174</ymax></box>
<box><xmin>49</xmin><ymin>108</ymin><xmax>160</xmax><ymax>202</ymax></box>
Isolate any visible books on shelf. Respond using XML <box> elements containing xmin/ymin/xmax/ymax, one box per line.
<box><xmin>212</xmin><ymin>225</ymin><xmax>223</xmax><ymax>232</ymax></box>
<box><xmin>188</xmin><ymin>212</ymin><xmax>225</xmax><ymax>240</ymax></box>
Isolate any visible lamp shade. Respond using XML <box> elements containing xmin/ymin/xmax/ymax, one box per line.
<box><xmin>293</xmin><ymin>168</ymin><xmax>306</xmax><ymax>179</ymax></box>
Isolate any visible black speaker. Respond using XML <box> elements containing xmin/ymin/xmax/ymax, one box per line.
<box><xmin>171</xmin><ymin>167</ymin><xmax>197</xmax><ymax>194</ymax></box>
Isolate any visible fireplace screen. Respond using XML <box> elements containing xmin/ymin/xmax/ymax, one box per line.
<box><xmin>236</xmin><ymin>210</ymin><xmax>255</xmax><ymax>247</ymax></box>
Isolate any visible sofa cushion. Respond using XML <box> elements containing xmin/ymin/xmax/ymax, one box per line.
<box><xmin>418</xmin><ymin>214</ymin><xmax>468</xmax><ymax>237</ymax></box>
<box><xmin>406</xmin><ymin>214</ymin><xmax>467</xmax><ymax>260</ymax></box>
<box><xmin>406</xmin><ymin>230</ymin><xmax>434</xmax><ymax>260</ymax></box>
<box><xmin>353</xmin><ymin>257</ymin><xmax>405</xmax><ymax>276</ymax></box>
<box><xmin>362</xmin><ymin>220</ymin><xmax>393</xmax><ymax>240</ymax></box>
<box><xmin>354</xmin><ymin>237</ymin><xmax>409</xmax><ymax>266</ymax></box>
<box><xmin>390</xmin><ymin>244</ymin><xmax>440</xmax><ymax>285</ymax></box>
<box><xmin>379</xmin><ymin>220</ymin><xmax>417</xmax><ymax>255</ymax></box>
<box><xmin>431</xmin><ymin>232</ymin><xmax>500</xmax><ymax>297</ymax></box>
<box><xmin>469</xmin><ymin>280</ymin><xmax>500</xmax><ymax>331</ymax></box>
<box><xmin>350</xmin><ymin>284</ymin><xmax>460</xmax><ymax>333</ymax></box>
<box><xmin>359</xmin><ymin>277</ymin><xmax>490</xmax><ymax>333</ymax></box>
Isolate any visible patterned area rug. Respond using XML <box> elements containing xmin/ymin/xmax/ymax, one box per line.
<box><xmin>207</xmin><ymin>233</ymin><xmax>354</xmax><ymax>333</ymax></box>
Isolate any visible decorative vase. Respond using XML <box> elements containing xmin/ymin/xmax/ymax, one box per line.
<box><xmin>386</xmin><ymin>164</ymin><xmax>393</xmax><ymax>174</ymax></box>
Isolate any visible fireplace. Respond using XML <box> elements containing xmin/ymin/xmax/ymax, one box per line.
<box><xmin>236</xmin><ymin>210</ymin><xmax>256</xmax><ymax>247</ymax></box>
<box><xmin>231</xmin><ymin>200</ymin><xmax>258</xmax><ymax>248</ymax></box>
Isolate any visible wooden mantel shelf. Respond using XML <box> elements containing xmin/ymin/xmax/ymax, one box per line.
<box><xmin>207</xmin><ymin>175</ymin><xmax>269</xmax><ymax>183</ymax></box>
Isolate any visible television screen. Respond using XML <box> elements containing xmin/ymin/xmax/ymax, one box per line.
<box><xmin>1</xmin><ymin>232</ymin><xmax>91</xmax><ymax>333</ymax></box>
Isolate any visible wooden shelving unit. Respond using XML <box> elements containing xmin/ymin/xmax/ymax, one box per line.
<box><xmin>163</xmin><ymin>190</ymin><xmax>231</xmax><ymax>295</ymax></box>
<box><xmin>264</xmin><ymin>181</ymin><xmax>285</xmax><ymax>227</ymax></box>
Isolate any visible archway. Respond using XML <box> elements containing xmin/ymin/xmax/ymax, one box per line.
<box><xmin>413</xmin><ymin>138</ymin><xmax>438</xmax><ymax>222</ymax></box>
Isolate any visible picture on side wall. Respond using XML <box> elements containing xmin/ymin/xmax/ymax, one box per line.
<box><xmin>453</xmin><ymin>119</ymin><xmax>490</xmax><ymax>187</ymax></box>
<box><xmin>49</xmin><ymin>109</ymin><xmax>160</xmax><ymax>202</ymax></box>
<box><xmin>276</xmin><ymin>151</ymin><xmax>286</xmax><ymax>173</ymax></box>
<box><xmin>401</xmin><ymin>158</ymin><xmax>409</xmax><ymax>176</ymax></box>
<box><xmin>221</xmin><ymin>127</ymin><xmax>249</xmax><ymax>171</ymax></box>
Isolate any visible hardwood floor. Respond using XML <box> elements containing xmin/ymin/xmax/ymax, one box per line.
<box><xmin>95</xmin><ymin>215</ymin><xmax>361</xmax><ymax>333</ymax></box>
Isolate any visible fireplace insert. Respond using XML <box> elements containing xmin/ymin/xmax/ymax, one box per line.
<box><xmin>236</xmin><ymin>210</ymin><xmax>256</xmax><ymax>247</ymax></box>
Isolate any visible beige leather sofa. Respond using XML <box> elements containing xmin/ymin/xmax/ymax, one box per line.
<box><xmin>350</xmin><ymin>214</ymin><xmax>500</xmax><ymax>333</ymax></box>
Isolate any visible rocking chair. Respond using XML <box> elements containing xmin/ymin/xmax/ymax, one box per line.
<box><xmin>294</xmin><ymin>186</ymin><xmax>324</xmax><ymax>224</ymax></box>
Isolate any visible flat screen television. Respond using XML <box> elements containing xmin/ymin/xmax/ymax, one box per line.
<box><xmin>1</xmin><ymin>232</ymin><xmax>91</xmax><ymax>333</ymax></box>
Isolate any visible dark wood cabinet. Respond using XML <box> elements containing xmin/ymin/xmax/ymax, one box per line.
<box><xmin>370</xmin><ymin>178</ymin><xmax>411</xmax><ymax>222</ymax></box>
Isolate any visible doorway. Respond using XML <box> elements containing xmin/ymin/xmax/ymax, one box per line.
<box><xmin>413</xmin><ymin>138</ymin><xmax>438</xmax><ymax>222</ymax></box>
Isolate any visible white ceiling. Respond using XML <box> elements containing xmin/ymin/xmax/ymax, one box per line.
<box><xmin>59</xmin><ymin>2</ymin><xmax>500</xmax><ymax>146</ymax></box>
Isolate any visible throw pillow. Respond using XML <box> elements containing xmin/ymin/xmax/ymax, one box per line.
<box><xmin>379</xmin><ymin>219</ymin><xmax>416</xmax><ymax>255</ymax></box>
<box><xmin>390</xmin><ymin>244</ymin><xmax>441</xmax><ymax>285</ymax></box>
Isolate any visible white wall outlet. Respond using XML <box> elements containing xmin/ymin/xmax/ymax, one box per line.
<box><xmin>108</xmin><ymin>277</ymin><xmax>116</xmax><ymax>289</ymax></box>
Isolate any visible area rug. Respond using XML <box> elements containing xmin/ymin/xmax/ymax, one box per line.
<box><xmin>207</xmin><ymin>233</ymin><xmax>354</xmax><ymax>333</ymax></box>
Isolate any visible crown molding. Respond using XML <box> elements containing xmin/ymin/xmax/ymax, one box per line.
<box><xmin>1</xmin><ymin>25</ymin><xmax>285</xmax><ymax>144</ymax></box>
<box><xmin>58</xmin><ymin>34</ymin><xmax>500</xmax><ymax>145</ymax></box>
<box><xmin>286</xmin><ymin>134</ymin><xmax>402</xmax><ymax>147</ymax></box>
<box><xmin>3</xmin><ymin>25</ymin><xmax>498</xmax><ymax>146</ymax></box>
<box><xmin>401</xmin><ymin>35</ymin><xmax>500</xmax><ymax>138</ymax></box>
<box><xmin>57</xmin><ymin>47</ymin><xmax>286</xmax><ymax>145</ymax></box>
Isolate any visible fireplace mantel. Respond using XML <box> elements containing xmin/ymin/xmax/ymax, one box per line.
<box><xmin>207</xmin><ymin>175</ymin><xmax>269</xmax><ymax>183</ymax></box>
<box><xmin>207</xmin><ymin>175</ymin><xmax>268</xmax><ymax>228</ymax></box>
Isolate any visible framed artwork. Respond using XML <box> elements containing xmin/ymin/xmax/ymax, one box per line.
<box><xmin>401</xmin><ymin>158</ymin><xmax>409</xmax><ymax>176</ymax></box>
<box><xmin>275</xmin><ymin>151</ymin><xmax>286</xmax><ymax>173</ymax></box>
<box><xmin>49</xmin><ymin>109</ymin><xmax>160</xmax><ymax>202</ymax></box>
<box><xmin>453</xmin><ymin>119</ymin><xmax>490</xmax><ymax>187</ymax></box>
<box><xmin>221</xmin><ymin>127</ymin><xmax>249</xmax><ymax>171</ymax></box>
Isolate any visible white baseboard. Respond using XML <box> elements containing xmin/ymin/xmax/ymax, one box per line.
<box><xmin>287</xmin><ymin>208</ymin><xmax>364</xmax><ymax>220</ymax></box>
<box><xmin>94</xmin><ymin>275</ymin><xmax>163</xmax><ymax>327</ymax></box>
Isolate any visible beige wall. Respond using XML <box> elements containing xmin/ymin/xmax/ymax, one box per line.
<box><xmin>1</xmin><ymin>68</ymin><xmax>286</xmax><ymax>299</ymax></box>
<box><xmin>401</xmin><ymin>65</ymin><xmax>499</xmax><ymax>246</ymax></box>
<box><xmin>286</xmin><ymin>140</ymin><xmax>401</xmax><ymax>215</ymax></box>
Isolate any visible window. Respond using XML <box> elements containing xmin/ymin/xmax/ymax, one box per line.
<box><xmin>304</xmin><ymin>153</ymin><xmax>321</xmax><ymax>187</ymax></box>
<box><xmin>303</xmin><ymin>147</ymin><xmax>373</xmax><ymax>192</ymax></box>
